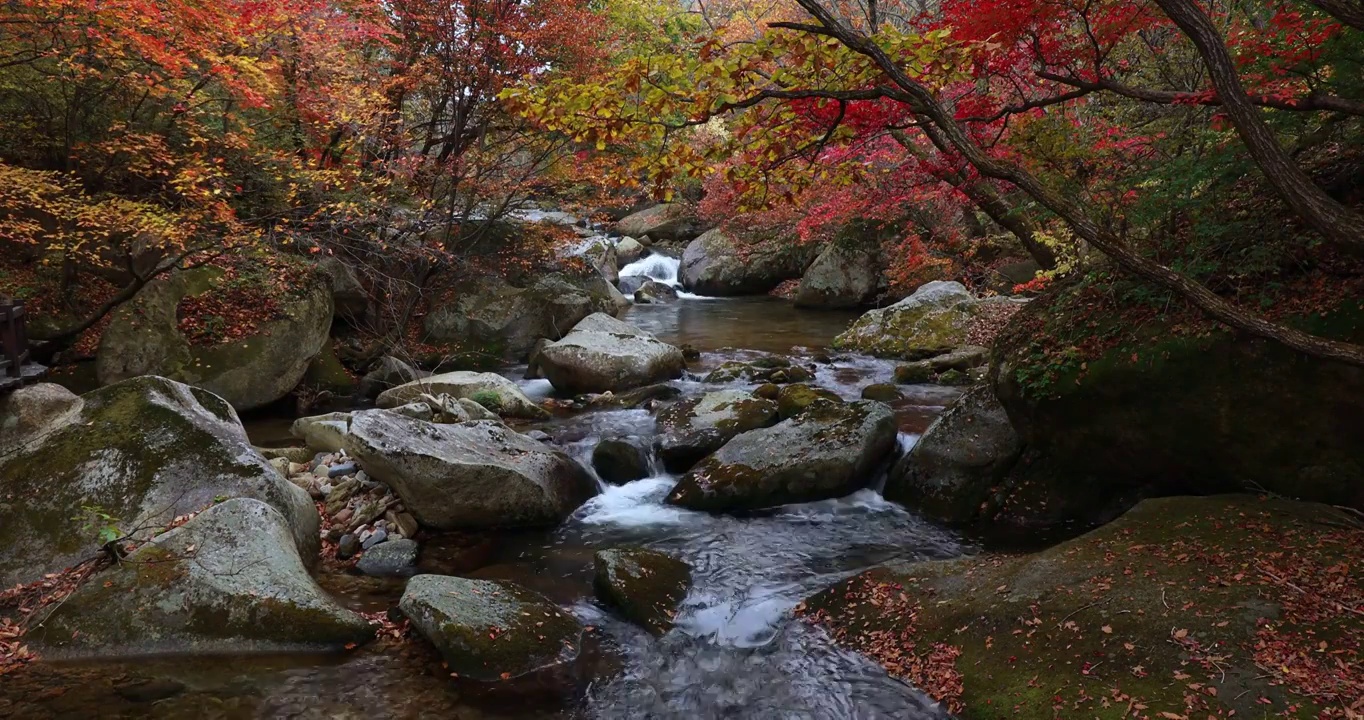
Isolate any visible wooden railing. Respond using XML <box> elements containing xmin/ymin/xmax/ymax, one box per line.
<box><xmin>1</xmin><ymin>300</ymin><xmax>29</xmax><ymax>379</ymax></box>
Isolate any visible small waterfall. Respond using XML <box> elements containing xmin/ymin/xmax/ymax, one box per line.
<box><xmin>620</xmin><ymin>254</ymin><xmax>681</xmax><ymax>285</ymax></box>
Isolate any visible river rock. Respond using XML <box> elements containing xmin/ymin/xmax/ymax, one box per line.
<box><xmin>96</xmin><ymin>265</ymin><xmax>334</xmax><ymax>411</ymax></box>
<box><xmin>775</xmin><ymin>383</ymin><xmax>842</xmax><ymax>420</ymax></box>
<box><xmin>592</xmin><ymin>438</ymin><xmax>652</xmax><ymax>484</ymax></box>
<box><xmin>893</xmin><ymin>346</ymin><xmax>990</xmax><ymax>385</ymax></box>
<box><xmin>376</xmin><ymin>371</ymin><xmax>549</xmax><ymax>420</ymax></box>
<box><xmin>703</xmin><ymin>355</ymin><xmax>813</xmax><ymax>385</ymax></box>
<box><xmin>356</xmin><ymin>538</ymin><xmax>419</xmax><ymax>577</ymax></box>
<box><xmin>617</xmin><ymin>275</ymin><xmax>648</xmax><ymax>296</ymax></box>
<box><xmin>585</xmin><ymin>240</ymin><xmax>619</xmax><ymax>284</ymax></box>
<box><xmin>667</xmin><ymin>400</ymin><xmax>897</xmax><ymax>512</ymax></box>
<box><xmin>343</xmin><ymin>410</ymin><xmax>596</xmax><ymax>530</ymax></box>
<box><xmin>588</xmin><ymin>383</ymin><xmax>682</xmax><ymax>409</ymax></box>
<box><xmin>358</xmin><ymin>356</ymin><xmax>425</xmax><ymax>399</ymax></box>
<box><xmin>0</xmin><ymin>382</ymin><xmax>83</xmax><ymax>457</ymax></box>
<box><xmin>421</xmin><ymin>273</ymin><xmax>624</xmax><ymax>360</ymax></box>
<box><xmin>679</xmin><ymin>229</ymin><xmax>813</xmax><ymax>296</ymax></box>
<box><xmin>37</xmin><ymin>499</ymin><xmax>373</xmax><ymax>658</ymax></box>
<box><xmin>833</xmin><ymin>281</ymin><xmax>1001</xmax><ymax>360</ymax></box>
<box><xmin>399</xmin><ymin>575</ymin><xmax>584</xmax><ymax>689</ymax></box>
<box><xmin>883</xmin><ymin>386</ymin><xmax>1022</xmax><ymax>525</ymax></box>
<box><xmin>615</xmin><ymin>237</ymin><xmax>647</xmax><ymax>265</ymax></box>
<box><xmin>613</xmin><ymin>204</ymin><xmax>708</xmax><ymax>244</ymax></box>
<box><xmin>794</xmin><ymin>242</ymin><xmax>881</xmax><ymax>309</ymax></box>
<box><xmin>291</xmin><ymin>411</ymin><xmax>352</xmax><ymax>453</ymax></box>
<box><xmin>656</xmin><ymin>390</ymin><xmax>779</xmax><ymax>472</ymax></box>
<box><xmin>0</xmin><ymin>376</ymin><xmax>319</xmax><ymax>588</ymax></box>
<box><xmin>633</xmin><ymin>280</ymin><xmax>678</xmax><ymax>304</ymax></box>
<box><xmin>538</xmin><ymin>314</ymin><xmax>686</xmax><ymax>394</ymax></box>
<box><xmin>860</xmin><ymin>383</ymin><xmax>903</xmax><ymax>402</ymax></box>
<box><xmin>593</xmin><ymin>547</ymin><xmax>692</xmax><ymax>635</ymax></box>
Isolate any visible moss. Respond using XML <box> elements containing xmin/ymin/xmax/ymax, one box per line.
<box><xmin>775</xmin><ymin>384</ymin><xmax>841</xmax><ymax>420</ymax></box>
<box><xmin>894</xmin><ymin>363</ymin><xmax>934</xmax><ymax>384</ymax></box>
<box><xmin>593</xmin><ymin>547</ymin><xmax>692</xmax><ymax>635</ymax></box>
<box><xmin>803</xmin><ymin>496</ymin><xmax>1352</xmax><ymax>718</ymax></box>
<box><xmin>302</xmin><ymin>340</ymin><xmax>357</xmax><ymax>395</ymax></box>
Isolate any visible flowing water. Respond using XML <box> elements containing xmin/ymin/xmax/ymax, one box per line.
<box><xmin>4</xmin><ymin>244</ymin><xmax>970</xmax><ymax>720</ymax></box>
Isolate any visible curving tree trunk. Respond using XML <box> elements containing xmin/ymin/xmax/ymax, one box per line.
<box><xmin>1306</xmin><ymin>0</ymin><xmax>1364</xmax><ymax>31</ymax></box>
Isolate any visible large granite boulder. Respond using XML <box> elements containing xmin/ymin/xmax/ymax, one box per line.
<box><xmin>794</xmin><ymin>242</ymin><xmax>882</xmax><ymax>309</ymax></box>
<box><xmin>882</xmin><ymin>385</ymin><xmax>1022</xmax><ymax>525</ymax></box>
<box><xmin>96</xmin><ymin>265</ymin><xmax>334</xmax><ymax>411</ymax></box>
<box><xmin>0</xmin><ymin>382</ymin><xmax>83</xmax><ymax>457</ymax></box>
<box><xmin>37</xmin><ymin>499</ymin><xmax>373</xmax><ymax>658</ymax></box>
<box><xmin>400</xmin><ymin>575</ymin><xmax>584</xmax><ymax>689</ymax></box>
<box><xmin>593</xmin><ymin>547</ymin><xmax>692</xmax><ymax>635</ymax></box>
<box><xmin>832</xmin><ymin>281</ymin><xmax>1020</xmax><ymax>360</ymax></box>
<box><xmin>376</xmin><ymin>371</ymin><xmax>549</xmax><ymax>420</ymax></box>
<box><xmin>0</xmin><ymin>376</ymin><xmax>318</xmax><ymax>588</ymax></box>
<box><xmin>613</xmin><ymin>204</ymin><xmax>708</xmax><ymax>244</ymax></box>
<box><xmin>538</xmin><ymin>314</ymin><xmax>686</xmax><ymax>394</ymax></box>
<box><xmin>655</xmin><ymin>390</ymin><xmax>779</xmax><ymax>472</ymax></box>
<box><xmin>343</xmin><ymin>410</ymin><xmax>596</xmax><ymax>530</ymax></box>
<box><xmin>679</xmin><ymin>229</ymin><xmax>813</xmax><ymax>296</ymax></box>
<box><xmin>422</xmin><ymin>273</ymin><xmax>625</xmax><ymax>361</ymax></box>
<box><xmin>666</xmin><ymin>400</ymin><xmax>898</xmax><ymax>512</ymax></box>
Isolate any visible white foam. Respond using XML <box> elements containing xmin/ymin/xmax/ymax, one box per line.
<box><xmin>574</xmin><ymin>477</ymin><xmax>690</xmax><ymax>527</ymax></box>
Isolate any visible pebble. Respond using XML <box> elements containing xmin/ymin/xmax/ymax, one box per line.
<box><xmin>361</xmin><ymin>528</ymin><xmax>388</xmax><ymax>550</ymax></box>
<box><xmin>328</xmin><ymin>461</ymin><xmax>358</xmax><ymax>478</ymax></box>
<box><xmin>356</xmin><ymin>538</ymin><xmax>418</xmax><ymax>577</ymax></box>
<box><xmin>337</xmin><ymin>534</ymin><xmax>360</xmax><ymax>559</ymax></box>
<box><xmin>333</xmin><ymin>507</ymin><xmax>353</xmax><ymax>525</ymax></box>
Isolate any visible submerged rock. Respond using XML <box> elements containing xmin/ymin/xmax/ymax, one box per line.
<box><xmin>656</xmin><ymin>390</ymin><xmax>779</xmax><ymax>472</ymax></box>
<box><xmin>376</xmin><ymin>371</ymin><xmax>549</xmax><ymax>420</ymax></box>
<box><xmin>667</xmin><ymin>400</ymin><xmax>897</xmax><ymax>512</ymax></box>
<box><xmin>343</xmin><ymin>410</ymin><xmax>596</xmax><ymax>530</ymax></box>
<box><xmin>0</xmin><ymin>376</ymin><xmax>318</xmax><ymax>588</ymax></box>
<box><xmin>883</xmin><ymin>386</ymin><xmax>1022</xmax><ymax>525</ymax></box>
<box><xmin>399</xmin><ymin>575</ymin><xmax>584</xmax><ymax>691</ymax></box>
<box><xmin>592</xmin><ymin>438</ymin><xmax>652</xmax><ymax>484</ymax></box>
<box><xmin>538</xmin><ymin>314</ymin><xmax>686</xmax><ymax>394</ymax></box>
<box><xmin>96</xmin><ymin>265</ymin><xmax>334</xmax><ymax>411</ymax></box>
<box><xmin>38</xmin><ymin>499</ymin><xmax>373</xmax><ymax>658</ymax></box>
<box><xmin>593</xmin><ymin>547</ymin><xmax>692</xmax><ymax>635</ymax></box>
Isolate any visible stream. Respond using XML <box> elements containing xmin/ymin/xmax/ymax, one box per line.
<box><xmin>2</xmin><ymin>254</ymin><xmax>968</xmax><ymax>720</ymax></box>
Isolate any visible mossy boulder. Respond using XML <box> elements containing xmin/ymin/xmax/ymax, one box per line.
<box><xmin>591</xmin><ymin>438</ymin><xmax>652</xmax><ymax>484</ymax></box>
<box><xmin>302</xmin><ymin>340</ymin><xmax>357</xmax><ymax>396</ymax></box>
<box><xmin>983</xmin><ymin>287</ymin><xmax>1364</xmax><ymax>530</ymax></box>
<box><xmin>376</xmin><ymin>371</ymin><xmax>549</xmax><ymax>420</ymax></box>
<box><xmin>833</xmin><ymin>281</ymin><xmax>1013</xmax><ymax>360</ymax></box>
<box><xmin>883</xmin><ymin>385</ymin><xmax>1022</xmax><ymax>525</ymax></box>
<box><xmin>400</xmin><ymin>575</ymin><xmax>584</xmax><ymax>692</ymax></box>
<box><xmin>38</xmin><ymin>499</ymin><xmax>374</xmax><ymax>658</ymax></box>
<box><xmin>538</xmin><ymin>314</ymin><xmax>686</xmax><ymax>394</ymax></box>
<box><xmin>801</xmin><ymin>495</ymin><xmax>1364</xmax><ymax>718</ymax></box>
<box><xmin>895</xmin><ymin>346</ymin><xmax>990</xmax><ymax>386</ymax></box>
<box><xmin>703</xmin><ymin>356</ymin><xmax>813</xmax><ymax>385</ymax></box>
<box><xmin>860</xmin><ymin>383</ymin><xmax>903</xmax><ymax>402</ymax></box>
<box><xmin>655</xmin><ymin>390</ymin><xmax>780</xmax><ymax>472</ymax></box>
<box><xmin>422</xmin><ymin>273</ymin><xmax>625</xmax><ymax>361</ymax></box>
<box><xmin>343</xmin><ymin>410</ymin><xmax>596</xmax><ymax>530</ymax></box>
<box><xmin>0</xmin><ymin>376</ymin><xmax>318</xmax><ymax>588</ymax></box>
<box><xmin>775</xmin><ymin>383</ymin><xmax>842</xmax><ymax>420</ymax></box>
<box><xmin>593</xmin><ymin>547</ymin><xmax>692</xmax><ymax>635</ymax></box>
<box><xmin>666</xmin><ymin>400</ymin><xmax>897</xmax><ymax>512</ymax></box>
<box><xmin>96</xmin><ymin>265</ymin><xmax>334</xmax><ymax>411</ymax></box>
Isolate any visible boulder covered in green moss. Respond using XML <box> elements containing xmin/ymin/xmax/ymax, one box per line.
<box><xmin>775</xmin><ymin>383</ymin><xmax>842</xmax><ymax>420</ymax></box>
<box><xmin>593</xmin><ymin>547</ymin><xmax>692</xmax><ymax>635</ymax></box>
<box><xmin>982</xmin><ymin>285</ymin><xmax>1364</xmax><ymax>530</ymax></box>
<box><xmin>376</xmin><ymin>370</ymin><xmax>549</xmax><ymax>420</ymax></box>
<box><xmin>800</xmin><ymin>495</ymin><xmax>1364</xmax><ymax>718</ymax></box>
<box><xmin>666</xmin><ymin>400</ymin><xmax>897</xmax><ymax>512</ymax></box>
<box><xmin>883</xmin><ymin>385</ymin><xmax>1021</xmax><ymax>525</ymax></box>
<box><xmin>538</xmin><ymin>314</ymin><xmax>686</xmax><ymax>394</ymax></box>
<box><xmin>0</xmin><ymin>376</ymin><xmax>318</xmax><ymax>588</ymax></box>
<box><xmin>656</xmin><ymin>390</ymin><xmax>779</xmax><ymax>472</ymax></box>
<box><xmin>400</xmin><ymin>575</ymin><xmax>584</xmax><ymax>691</ymax></box>
<box><xmin>96</xmin><ymin>265</ymin><xmax>334</xmax><ymax>411</ymax></box>
<box><xmin>343</xmin><ymin>410</ymin><xmax>596</xmax><ymax>530</ymax></box>
<box><xmin>38</xmin><ymin>499</ymin><xmax>373</xmax><ymax>658</ymax></box>
<box><xmin>833</xmin><ymin>281</ymin><xmax>1014</xmax><ymax>360</ymax></box>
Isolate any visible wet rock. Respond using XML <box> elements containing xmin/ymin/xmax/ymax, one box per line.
<box><xmin>538</xmin><ymin>314</ymin><xmax>686</xmax><ymax>394</ymax></box>
<box><xmin>38</xmin><ymin>499</ymin><xmax>373</xmax><ymax>658</ymax></box>
<box><xmin>752</xmin><ymin>383</ymin><xmax>781</xmax><ymax>400</ymax></box>
<box><xmin>775</xmin><ymin>383</ymin><xmax>843</xmax><ymax>420</ymax></box>
<box><xmin>615</xmin><ymin>237</ymin><xmax>647</xmax><ymax>265</ymax></box>
<box><xmin>679</xmin><ymin>228</ymin><xmax>814</xmax><ymax>296</ymax></box>
<box><xmin>376</xmin><ymin>371</ymin><xmax>549</xmax><ymax>420</ymax></box>
<box><xmin>937</xmin><ymin>369</ymin><xmax>972</xmax><ymax>386</ymax></box>
<box><xmin>794</xmin><ymin>242</ymin><xmax>881</xmax><ymax>309</ymax></box>
<box><xmin>525</xmin><ymin>339</ymin><xmax>549</xmax><ymax>380</ymax></box>
<box><xmin>357</xmin><ymin>538</ymin><xmax>418</xmax><ymax>577</ymax></box>
<box><xmin>114</xmin><ymin>678</ymin><xmax>186</xmax><ymax>703</ymax></box>
<box><xmin>337</xmin><ymin>534</ymin><xmax>360</xmax><ymax>560</ymax></box>
<box><xmin>588</xmin><ymin>383</ymin><xmax>682</xmax><ymax>409</ymax></box>
<box><xmin>0</xmin><ymin>382</ymin><xmax>82</xmax><ymax>457</ymax></box>
<box><xmin>617</xmin><ymin>275</ymin><xmax>648</xmax><ymax>296</ymax></box>
<box><xmin>860</xmin><ymin>383</ymin><xmax>903</xmax><ymax>402</ymax></box>
<box><xmin>679</xmin><ymin>344</ymin><xmax>701</xmax><ymax>361</ymax></box>
<box><xmin>399</xmin><ymin>575</ymin><xmax>584</xmax><ymax>692</ymax></box>
<box><xmin>97</xmin><ymin>265</ymin><xmax>333</xmax><ymax>411</ymax></box>
<box><xmin>593</xmin><ymin>547</ymin><xmax>692</xmax><ymax>635</ymax></box>
<box><xmin>525</xmin><ymin>429</ymin><xmax>554</xmax><ymax>443</ymax></box>
<box><xmin>358</xmin><ymin>356</ymin><xmax>425</xmax><ymax>399</ymax></box>
<box><xmin>893</xmin><ymin>346</ymin><xmax>989</xmax><ymax>386</ymax></box>
<box><xmin>703</xmin><ymin>355</ymin><xmax>812</xmax><ymax>384</ymax></box>
<box><xmin>291</xmin><ymin>412</ymin><xmax>352</xmax><ymax>453</ymax></box>
<box><xmin>667</xmin><ymin>400</ymin><xmax>897</xmax><ymax>512</ymax></box>
<box><xmin>361</xmin><ymin>528</ymin><xmax>388</xmax><ymax>550</ymax></box>
<box><xmin>656</xmin><ymin>390</ymin><xmax>780</xmax><ymax>472</ymax></box>
<box><xmin>883</xmin><ymin>386</ymin><xmax>1022</xmax><ymax>525</ymax></box>
<box><xmin>343</xmin><ymin>410</ymin><xmax>597</xmax><ymax>530</ymax></box>
<box><xmin>832</xmin><ymin>281</ymin><xmax>1014</xmax><ymax>360</ymax></box>
<box><xmin>592</xmin><ymin>438</ymin><xmax>652</xmax><ymax>484</ymax></box>
<box><xmin>893</xmin><ymin>363</ymin><xmax>935</xmax><ymax>385</ymax></box>
<box><xmin>633</xmin><ymin>280</ymin><xmax>678</xmax><ymax>304</ymax></box>
<box><xmin>613</xmin><ymin>204</ymin><xmax>708</xmax><ymax>244</ymax></box>
<box><xmin>393</xmin><ymin>511</ymin><xmax>420</xmax><ymax>538</ymax></box>
<box><xmin>0</xmin><ymin>376</ymin><xmax>318</xmax><ymax>588</ymax></box>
